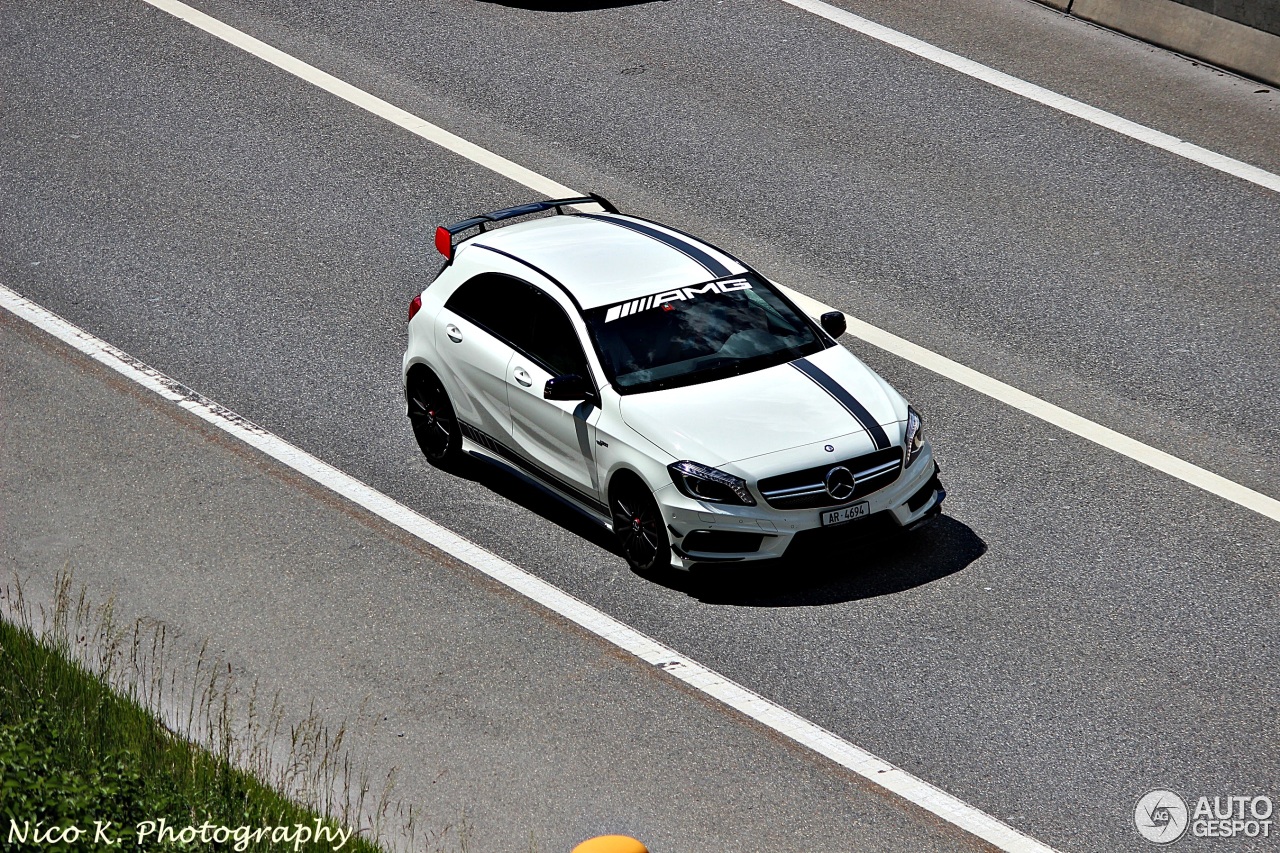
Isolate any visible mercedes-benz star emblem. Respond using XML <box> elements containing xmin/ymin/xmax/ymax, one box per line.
<box><xmin>824</xmin><ymin>466</ymin><xmax>857</xmax><ymax>501</ymax></box>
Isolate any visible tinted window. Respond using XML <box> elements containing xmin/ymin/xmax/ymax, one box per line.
<box><xmin>447</xmin><ymin>274</ymin><xmax>589</xmax><ymax>378</ymax></box>
<box><xmin>445</xmin><ymin>274</ymin><xmax>533</xmax><ymax>343</ymax></box>
<box><xmin>521</xmin><ymin>289</ymin><xmax>590</xmax><ymax>377</ymax></box>
<box><xmin>583</xmin><ymin>273</ymin><xmax>826</xmax><ymax>394</ymax></box>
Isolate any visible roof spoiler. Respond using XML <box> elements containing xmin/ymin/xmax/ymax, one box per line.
<box><xmin>434</xmin><ymin>193</ymin><xmax>619</xmax><ymax>260</ymax></box>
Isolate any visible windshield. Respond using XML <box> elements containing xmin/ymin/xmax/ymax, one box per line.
<box><xmin>584</xmin><ymin>273</ymin><xmax>828</xmax><ymax>394</ymax></box>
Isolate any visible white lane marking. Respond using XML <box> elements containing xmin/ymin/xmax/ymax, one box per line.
<box><xmin>140</xmin><ymin>0</ymin><xmax>1280</xmax><ymax>525</ymax></box>
<box><xmin>140</xmin><ymin>0</ymin><xmax>579</xmax><ymax>200</ymax></box>
<box><xmin>0</xmin><ymin>282</ymin><xmax>1060</xmax><ymax>853</ymax></box>
<box><xmin>776</xmin><ymin>285</ymin><xmax>1280</xmax><ymax>523</ymax></box>
<box><xmin>778</xmin><ymin>0</ymin><xmax>1280</xmax><ymax>194</ymax></box>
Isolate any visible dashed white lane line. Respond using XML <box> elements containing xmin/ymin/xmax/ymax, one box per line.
<box><xmin>0</xmin><ymin>281</ymin><xmax>1061</xmax><ymax>853</ymax></box>
<box><xmin>141</xmin><ymin>0</ymin><xmax>1280</xmax><ymax>525</ymax></box>
<box><xmin>779</xmin><ymin>0</ymin><xmax>1280</xmax><ymax>195</ymax></box>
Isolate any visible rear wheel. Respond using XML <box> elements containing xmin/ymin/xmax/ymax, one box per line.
<box><xmin>407</xmin><ymin>368</ymin><xmax>462</xmax><ymax>466</ymax></box>
<box><xmin>610</xmin><ymin>477</ymin><xmax>669</xmax><ymax>575</ymax></box>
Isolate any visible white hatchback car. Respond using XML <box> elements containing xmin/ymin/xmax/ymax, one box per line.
<box><xmin>403</xmin><ymin>196</ymin><xmax>944</xmax><ymax>573</ymax></box>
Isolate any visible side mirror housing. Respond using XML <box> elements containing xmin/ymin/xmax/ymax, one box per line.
<box><xmin>820</xmin><ymin>311</ymin><xmax>847</xmax><ymax>338</ymax></box>
<box><xmin>544</xmin><ymin>373</ymin><xmax>595</xmax><ymax>402</ymax></box>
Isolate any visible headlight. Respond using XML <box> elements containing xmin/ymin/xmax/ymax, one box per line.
<box><xmin>667</xmin><ymin>461</ymin><xmax>757</xmax><ymax>506</ymax></box>
<box><xmin>904</xmin><ymin>406</ymin><xmax>925</xmax><ymax>466</ymax></box>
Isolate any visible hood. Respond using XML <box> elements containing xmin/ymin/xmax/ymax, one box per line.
<box><xmin>619</xmin><ymin>346</ymin><xmax>905</xmax><ymax>467</ymax></box>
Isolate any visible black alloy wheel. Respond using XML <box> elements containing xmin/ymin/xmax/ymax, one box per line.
<box><xmin>610</xmin><ymin>478</ymin><xmax>669</xmax><ymax>575</ymax></box>
<box><xmin>407</xmin><ymin>369</ymin><xmax>462</xmax><ymax>466</ymax></box>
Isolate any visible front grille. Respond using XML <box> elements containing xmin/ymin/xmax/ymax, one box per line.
<box><xmin>758</xmin><ymin>447</ymin><xmax>903</xmax><ymax>510</ymax></box>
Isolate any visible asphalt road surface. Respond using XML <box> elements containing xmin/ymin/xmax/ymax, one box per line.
<box><xmin>2</xmin><ymin>0</ymin><xmax>1278</xmax><ymax>851</ymax></box>
<box><xmin>1</xmin><ymin>311</ymin><xmax>993</xmax><ymax>853</ymax></box>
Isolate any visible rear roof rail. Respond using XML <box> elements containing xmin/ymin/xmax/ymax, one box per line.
<box><xmin>434</xmin><ymin>193</ymin><xmax>619</xmax><ymax>260</ymax></box>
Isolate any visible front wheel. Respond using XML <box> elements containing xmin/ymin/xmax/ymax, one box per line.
<box><xmin>609</xmin><ymin>478</ymin><xmax>670</xmax><ymax>575</ymax></box>
<box><xmin>407</xmin><ymin>369</ymin><xmax>462</xmax><ymax>467</ymax></box>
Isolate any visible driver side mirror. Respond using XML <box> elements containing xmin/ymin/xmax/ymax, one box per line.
<box><xmin>544</xmin><ymin>373</ymin><xmax>596</xmax><ymax>403</ymax></box>
<box><xmin>820</xmin><ymin>311</ymin><xmax>847</xmax><ymax>338</ymax></box>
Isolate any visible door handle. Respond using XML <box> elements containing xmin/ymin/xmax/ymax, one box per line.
<box><xmin>513</xmin><ymin>367</ymin><xmax>533</xmax><ymax>387</ymax></box>
<box><xmin>445</xmin><ymin>324</ymin><xmax>463</xmax><ymax>343</ymax></box>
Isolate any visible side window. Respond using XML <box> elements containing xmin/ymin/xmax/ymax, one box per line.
<box><xmin>444</xmin><ymin>274</ymin><xmax>534</xmax><ymax>343</ymax></box>
<box><xmin>524</xmin><ymin>289</ymin><xmax>591</xmax><ymax>378</ymax></box>
<box><xmin>446</xmin><ymin>274</ymin><xmax>589</xmax><ymax>378</ymax></box>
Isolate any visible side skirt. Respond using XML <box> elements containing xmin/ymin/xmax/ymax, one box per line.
<box><xmin>458</xmin><ymin>429</ymin><xmax>613</xmax><ymax>532</ymax></box>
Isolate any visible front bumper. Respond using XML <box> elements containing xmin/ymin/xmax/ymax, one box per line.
<box><xmin>656</xmin><ymin>443</ymin><xmax>944</xmax><ymax>569</ymax></box>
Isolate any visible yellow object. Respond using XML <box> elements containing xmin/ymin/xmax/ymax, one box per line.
<box><xmin>571</xmin><ymin>836</ymin><xmax>648</xmax><ymax>853</ymax></box>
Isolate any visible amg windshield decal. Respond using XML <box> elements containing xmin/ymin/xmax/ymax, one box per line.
<box><xmin>603</xmin><ymin>277</ymin><xmax>752</xmax><ymax>323</ymax></box>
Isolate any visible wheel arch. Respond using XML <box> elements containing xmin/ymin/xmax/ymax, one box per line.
<box><xmin>403</xmin><ymin>361</ymin><xmax>444</xmax><ymax>413</ymax></box>
<box><xmin>405</xmin><ymin>359</ymin><xmax>441</xmax><ymax>384</ymax></box>
<box><xmin>606</xmin><ymin>465</ymin><xmax>656</xmax><ymax>507</ymax></box>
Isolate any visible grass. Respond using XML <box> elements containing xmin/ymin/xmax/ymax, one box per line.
<box><xmin>0</xmin><ymin>571</ymin><xmax>475</xmax><ymax>852</ymax></box>
<box><xmin>0</xmin><ymin>620</ymin><xmax>372</xmax><ymax>849</ymax></box>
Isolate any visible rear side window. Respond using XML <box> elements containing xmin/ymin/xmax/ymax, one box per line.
<box><xmin>445</xmin><ymin>273</ymin><xmax>534</xmax><ymax>343</ymax></box>
<box><xmin>446</xmin><ymin>274</ymin><xmax>590</xmax><ymax>377</ymax></box>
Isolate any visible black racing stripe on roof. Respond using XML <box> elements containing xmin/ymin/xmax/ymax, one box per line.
<box><xmin>791</xmin><ymin>359</ymin><xmax>892</xmax><ymax>450</ymax></box>
<box><xmin>471</xmin><ymin>243</ymin><xmax>584</xmax><ymax>311</ymax></box>
<box><xmin>620</xmin><ymin>214</ymin><xmax>749</xmax><ymax>268</ymax></box>
<box><xmin>577</xmin><ymin>213</ymin><xmax>733</xmax><ymax>278</ymax></box>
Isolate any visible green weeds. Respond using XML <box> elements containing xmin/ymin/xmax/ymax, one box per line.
<box><xmin>0</xmin><ymin>571</ymin><xmax>475</xmax><ymax>852</ymax></box>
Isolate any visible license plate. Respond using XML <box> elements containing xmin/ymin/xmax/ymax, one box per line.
<box><xmin>821</xmin><ymin>502</ymin><xmax>870</xmax><ymax>527</ymax></box>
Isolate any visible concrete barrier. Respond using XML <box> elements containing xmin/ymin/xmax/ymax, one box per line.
<box><xmin>1033</xmin><ymin>0</ymin><xmax>1280</xmax><ymax>86</ymax></box>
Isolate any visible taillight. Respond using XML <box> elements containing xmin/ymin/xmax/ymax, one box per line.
<box><xmin>408</xmin><ymin>294</ymin><xmax>422</xmax><ymax>322</ymax></box>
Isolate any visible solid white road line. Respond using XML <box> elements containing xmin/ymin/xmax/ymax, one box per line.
<box><xmin>779</xmin><ymin>0</ymin><xmax>1280</xmax><ymax>195</ymax></box>
<box><xmin>140</xmin><ymin>0</ymin><xmax>1280</xmax><ymax>525</ymax></box>
<box><xmin>777</xmin><ymin>286</ymin><xmax>1280</xmax><ymax>523</ymax></box>
<box><xmin>0</xmin><ymin>282</ymin><xmax>1060</xmax><ymax>853</ymax></box>
<box><xmin>140</xmin><ymin>0</ymin><xmax>579</xmax><ymax>200</ymax></box>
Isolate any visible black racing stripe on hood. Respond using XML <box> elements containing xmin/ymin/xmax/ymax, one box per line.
<box><xmin>791</xmin><ymin>359</ymin><xmax>892</xmax><ymax>450</ymax></box>
<box><xmin>578</xmin><ymin>213</ymin><xmax>732</xmax><ymax>278</ymax></box>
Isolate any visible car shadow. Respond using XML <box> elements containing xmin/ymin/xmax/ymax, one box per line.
<box><xmin>450</xmin><ymin>455</ymin><xmax>621</xmax><ymax>552</ymax></box>
<box><xmin>649</xmin><ymin>514</ymin><xmax>987</xmax><ymax>607</ymax></box>
<box><xmin>444</xmin><ymin>453</ymin><xmax>983</xmax><ymax>607</ymax></box>
<box><xmin>476</xmin><ymin>0</ymin><xmax>667</xmax><ymax>10</ymax></box>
